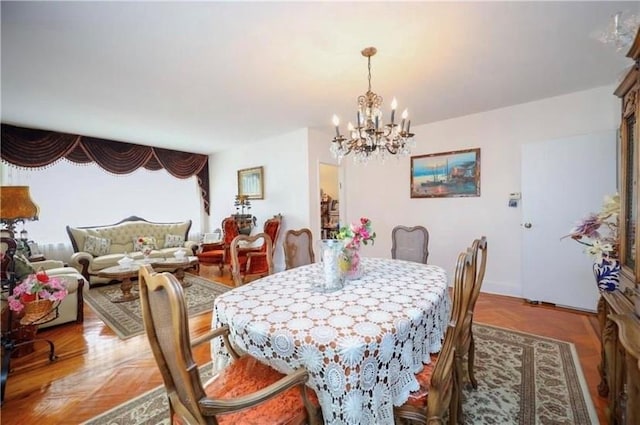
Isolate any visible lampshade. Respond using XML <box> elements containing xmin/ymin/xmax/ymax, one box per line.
<box><xmin>0</xmin><ymin>186</ymin><xmax>40</xmax><ymax>222</ymax></box>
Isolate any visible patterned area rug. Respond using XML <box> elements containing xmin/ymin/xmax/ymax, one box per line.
<box><xmin>81</xmin><ymin>324</ymin><xmax>599</xmax><ymax>424</ymax></box>
<box><xmin>83</xmin><ymin>273</ymin><xmax>230</xmax><ymax>339</ymax></box>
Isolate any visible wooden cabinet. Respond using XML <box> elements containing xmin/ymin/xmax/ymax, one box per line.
<box><xmin>598</xmin><ymin>28</ymin><xmax>640</xmax><ymax>425</ymax></box>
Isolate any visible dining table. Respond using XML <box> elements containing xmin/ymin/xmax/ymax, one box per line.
<box><xmin>211</xmin><ymin>257</ymin><xmax>451</xmax><ymax>425</ymax></box>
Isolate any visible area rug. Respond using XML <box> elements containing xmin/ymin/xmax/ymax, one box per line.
<box><xmin>83</xmin><ymin>273</ymin><xmax>230</xmax><ymax>340</ymax></box>
<box><xmin>81</xmin><ymin>324</ymin><xmax>599</xmax><ymax>424</ymax></box>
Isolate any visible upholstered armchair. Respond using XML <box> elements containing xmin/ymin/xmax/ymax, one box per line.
<box><xmin>236</xmin><ymin>214</ymin><xmax>282</xmax><ymax>263</ymax></box>
<box><xmin>196</xmin><ymin>217</ymin><xmax>239</xmax><ymax>274</ymax></box>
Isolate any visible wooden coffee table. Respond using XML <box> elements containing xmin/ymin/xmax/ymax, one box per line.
<box><xmin>150</xmin><ymin>256</ymin><xmax>199</xmax><ymax>288</ymax></box>
<box><xmin>97</xmin><ymin>264</ymin><xmax>141</xmax><ymax>303</ymax></box>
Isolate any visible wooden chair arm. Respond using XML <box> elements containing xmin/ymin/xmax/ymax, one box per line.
<box><xmin>245</xmin><ymin>251</ymin><xmax>266</xmax><ymax>272</ymax></box>
<box><xmin>191</xmin><ymin>325</ymin><xmax>240</xmax><ymax>359</ymax></box>
<box><xmin>198</xmin><ymin>367</ymin><xmax>311</xmax><ymax>415</ymax></box>
<box><xmin>200</xmin><ymin>242</ymin><xmax>225</xmax><ymax>253</ymax></box>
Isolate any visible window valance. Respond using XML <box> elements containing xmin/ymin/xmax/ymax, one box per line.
<box><xmin>1</xmin><ymin>124</ymin><xmax>210</xmax><ymax>214</ymax></box>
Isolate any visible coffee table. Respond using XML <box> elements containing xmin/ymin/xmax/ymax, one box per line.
<box><xmin>150</xmin><ymin>256</ymin><xmax>199</xmax><ymax>288</ymax></box>
<box><xmin>97</xmin><ymin>264</ymin><xmax>141</xmax><ymax>303</ymax></box>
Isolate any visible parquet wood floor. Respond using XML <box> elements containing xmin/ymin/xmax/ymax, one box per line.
<box><xmin>0</xmin><ymin>265</ymin><xmax>607</xmax><ymax>424</ymax></box>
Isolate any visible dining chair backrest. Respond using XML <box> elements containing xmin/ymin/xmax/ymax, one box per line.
<box><xmin>284</xmin><ymin>228</ymin><xmax>315</xmax><ymax>270</ymax></box>
<box><xmin>230</xmin><ymin>233</ymin><xmax>274</xmax><ymax>286</ymax></box>
<box><xmin>394</xmin><ymin>249</ymin><xmax>473</xmax><ymax>424</ymax></box>
<box><xmin>457</xmin><ymin>236</ymin><xmax>488</xmax><ymax>390</ymax></box>
<box><xmin>138</xmin><ymin>264</ymin><xmax>212</xmax><ymax>424</ymax></box>
<box><xmin>391</xmin><ymin>225</ymin><xmax>430</xmax><ymax>264</ymax></box>
<box><xmin>138</xmin><ymin>264</ymin><xmax>320</xmax><ymax>425</ymax></box>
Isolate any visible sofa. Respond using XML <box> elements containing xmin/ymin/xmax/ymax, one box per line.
<box><xmin>66</xmin><ymin>216</ymin><xmax>198</xmax><ymax>286</ymax></box>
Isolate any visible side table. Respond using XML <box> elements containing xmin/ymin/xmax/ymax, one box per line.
<box><xmin>1</xmin><ymin>300</ymin><xmax>59</xmax><ymax>405</ymax></box>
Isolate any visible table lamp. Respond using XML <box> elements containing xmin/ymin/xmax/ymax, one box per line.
<box><xmin>0</xmin><ymin>186</ymin><xmax>40</xmax><ymax>236</ymax></box>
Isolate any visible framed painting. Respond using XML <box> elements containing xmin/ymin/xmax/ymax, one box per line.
<box><xmin>410</xmin><ymin>148</ymin><xmax>480</xmax><ymax>198</ymax></box>
<box><xmin>237</xmin><ymin>166</ymin><xmax>264</xmax><ymax>200</ymax></box>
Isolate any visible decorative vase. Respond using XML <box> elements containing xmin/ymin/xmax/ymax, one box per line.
<box><xmin>142</xmin><ymin>245</ymin><xmax>153</xmax><ymax>261</ymax></box>
<box><xmin>318</xmin><ymin>239</ymin><xmax>345</xmax><ymax>292</ymax></box>
<box><xmin>340</xmin><ymin>246</ymin><xmax>363</xmax><ymax>280</ymax></box>
<box><xmin>593</xmin><ymin>257</ymin><xmax>620</xmax><ymax>292</ymax></box>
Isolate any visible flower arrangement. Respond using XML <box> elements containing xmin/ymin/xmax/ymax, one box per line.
<box><xmin>562</xmin><ymin>193</ymin><xmax>620</xmax><ymax>260</ymax></box>
<box><xmin>336</xmin><ymin>217</ymin><xmax>376</xmax><ymax>249</ymax></box>
<box><xmin>7</xmin><ymin>269</ymin><xmax>68</xmax><ymax>313</ymax></box>
<box><xmin>137</xmin><ymin>236</ymin><xmax>155</xmax><ymax>247</ymax></box>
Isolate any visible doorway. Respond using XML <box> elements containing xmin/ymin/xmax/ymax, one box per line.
<box><xmin>319</xmin><ymin>163</ymin><xmax>340</xmax><ymax>239</ymax></box>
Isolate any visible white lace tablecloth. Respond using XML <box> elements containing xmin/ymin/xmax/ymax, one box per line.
<box><xmin>211</xmin><ymin>257</ymin><xmax>450</xmax><ymax>425</ymax></box>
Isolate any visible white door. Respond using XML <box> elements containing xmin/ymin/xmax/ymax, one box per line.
<box><xmin>521</xmin><ymin>130</ymin><xmax>616</xmax><ymax>311</ymax></box>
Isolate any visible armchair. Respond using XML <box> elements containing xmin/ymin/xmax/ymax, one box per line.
<box><xmin>196</xmin><ymin>217</ymin><xmax>239</xmax><ymax>275</ymax></box>
<box><xmin>230</xmin><ymin>233</ymin><xmax>273</xmax><ymax>286</ymax></box>
<box><xmin>236</xmin><ymin>214</ymin><xmax>282</xmax><ymax>264</ymax></box>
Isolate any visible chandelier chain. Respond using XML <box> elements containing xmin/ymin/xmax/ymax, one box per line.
<box><xmin>367</xmin><ymin>56</ymin><xmax>372</xmax><ymax>93</ymax></box>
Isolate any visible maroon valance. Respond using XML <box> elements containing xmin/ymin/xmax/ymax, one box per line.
<box><xmin>1</xmin><ymin>124</ymin><xmax>210</xmax><ymax>214</ymax></box>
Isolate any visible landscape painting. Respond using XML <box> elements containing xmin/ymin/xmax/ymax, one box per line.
<box><xmin>410</xmin><ymin>148</ymin><xmax>481</xmax><ymax>198</ymax></box>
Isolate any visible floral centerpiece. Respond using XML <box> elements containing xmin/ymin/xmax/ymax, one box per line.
<box><xmin>7</xmin><ymin>270</ymin><xmax>68</xmax><ymax>322</ymax></box>
<box><xmin>137</xmin><ymin>236</ymin><xmax>155</xmax><ymax>259</ymax></box>
<box><xmin>336</xmin><ymin>217</ymin><xmax>376</xmax><ymax>279</ymax></box>
<box><xmin>562</xmin><ymin>193</ymin><xmax>620</xmax><ymax>291</ymax></box>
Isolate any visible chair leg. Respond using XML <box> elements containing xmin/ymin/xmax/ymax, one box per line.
<box><xmin>468</xmin><ymin>333</ymin><xmax>478</xmax><ymax>389</ymax></box>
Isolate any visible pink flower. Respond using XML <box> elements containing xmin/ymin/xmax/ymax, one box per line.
<box><xmin>7</xmin><ymin>272</ymin><xmax>68</xmax><ymax>312</ymax></box>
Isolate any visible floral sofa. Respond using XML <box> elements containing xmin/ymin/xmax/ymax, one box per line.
<box><xmin>66</xmin><ymin>216</ymin><xmax>198</xmax><ymax>286</ymax></box>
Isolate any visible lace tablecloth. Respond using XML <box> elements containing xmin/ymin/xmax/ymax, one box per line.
<box><xmin>212</xmin><ymin>257</ymin><xmax>450</xmax><ymax>425</ymax></box>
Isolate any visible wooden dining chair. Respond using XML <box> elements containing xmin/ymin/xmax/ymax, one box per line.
<box><xmin>394</xmin><ymin>249</ymin><xmax>474</xmax><ymax>425</ymax></box>
<box><xmin>391</xmin><ymin>225</ymin><xmax>430</xmax><ymax>264</ymax></box>
<box><xmin>230</xmin><ymin>233</ymin><xmax>274</xmax><ymax>286</ymax></box>
<box><xmin>138</xmin><ymin>264</ymin><xmax>320</xmax><ymax>425</ymax></box>
<box><xmin>457</xmin><ymin>236</ymin><xmax>488</xmax><ymax>390</ymax></box>
<box><xmin>284</xmin><ymin>228</ymin><xmax>315</xmax><ymax>270</ymax></box>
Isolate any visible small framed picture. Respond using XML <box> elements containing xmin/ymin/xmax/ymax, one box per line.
<box><xmin>410</xmin><ymin>148</ymin><xmax>481</xmax><ymax>198</ymax></box>
<box><xmin>237</xmin><ymin>166</ymin><xmax>264</xmax><ymax>200</ymax></box>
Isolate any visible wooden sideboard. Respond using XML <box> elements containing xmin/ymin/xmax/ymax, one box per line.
<box><xmin>598</xmin><ymin>27</ymin><xmax>640</xmax><ymax>425</ymax></box>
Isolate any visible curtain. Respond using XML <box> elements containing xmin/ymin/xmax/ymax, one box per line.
<box><xmin>1</xmin><ymin>124</ymin><xmax>210</xmax><ymax>214</ymax></box>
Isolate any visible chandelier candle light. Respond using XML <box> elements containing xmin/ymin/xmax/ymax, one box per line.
<box><xmin>331</xmin><ymin>47</ymin><xmax>415</xmax><ymax>164</ymax></box>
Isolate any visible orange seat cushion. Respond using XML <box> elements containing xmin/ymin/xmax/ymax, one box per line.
<box><xmin>404</xmin><ymin>353</ymin><xmax>439</xmax><ymax>408</ymax></box>
<box><xmin>205</xmin><ymin>356</ymin><xmax>318</xmax><ymax>425</ymax></box>
<box><xmin>197</xmin><ymin>250</ymin><xmax>224</xmax><ymax>264</ymax></box>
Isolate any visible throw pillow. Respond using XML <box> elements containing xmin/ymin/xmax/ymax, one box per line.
<box><xmin>133</xmin><ymin>236</ymin><xmax>157</xmax><ymax>251</ymax></box>
<box><xmin>13</xmin><ymin>253</ymin><xmax>35</xmax><ymax>280</ymax></box>
<box><xmin>164</xmin><ymin>234</ymin><xmax>184</xmax><ymax>248</ymax></box>
<box><xmin>83</xmin><ymin>235</ymin><xmax>112</xmax><ymax>256</ymax></box>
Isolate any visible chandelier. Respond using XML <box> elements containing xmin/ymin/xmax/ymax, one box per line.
<box><xmin>594</xmin><ymin>11</ymin><xmax>640</xmax><ymax>52</ymax></box>
<box><xmin>331</xmin><ymin>47</ymin><xmax>415</xmax><ymax>164</ymax></box>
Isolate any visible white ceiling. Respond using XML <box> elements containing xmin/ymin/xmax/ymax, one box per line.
<box><xmin>1</xmin><ymin>1</ymin><xmax>638</xmax><ymax>155</ymax></box>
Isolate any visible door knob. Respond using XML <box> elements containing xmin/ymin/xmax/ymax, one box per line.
<box><xmin>523</xmin><ymin>222</ymin><xmax>532</xmax><ymax>229</ymax></box>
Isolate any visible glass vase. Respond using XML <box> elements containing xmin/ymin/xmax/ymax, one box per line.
<box><xmin>341</xmin><ymin>246</ymin><xmax>363</xmax><ymax>280</ymax></box>
<box><xmin>318</xmin><ymin>239</ymin><xmax>345</xmax><ymax>292</ymax></box>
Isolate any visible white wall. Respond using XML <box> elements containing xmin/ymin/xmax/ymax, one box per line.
<box><xmin>208</xmin><ymin>128</ymin><xmax>310</xmax><ymax>271</ymax></box>
<box><xmin>342</xmin><ymin>85</ymin><xmax>619</xmax><ymax>297</ymax></box>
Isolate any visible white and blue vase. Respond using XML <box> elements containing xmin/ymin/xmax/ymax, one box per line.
<box><xmin>592</xmin><ymin>257</ymin><xmax>620</xmax><ymax>292</ymax></box>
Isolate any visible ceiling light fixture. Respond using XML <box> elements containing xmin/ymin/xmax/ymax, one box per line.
<box><xmin>595</xmin><ymin>11</ymin><xmax>640</xmax><ymax>52</ymax></box>
<box><xmin>331</xmin><ymin>47</ymin><xmax>415</xmax><ymax>164</ymax></box>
